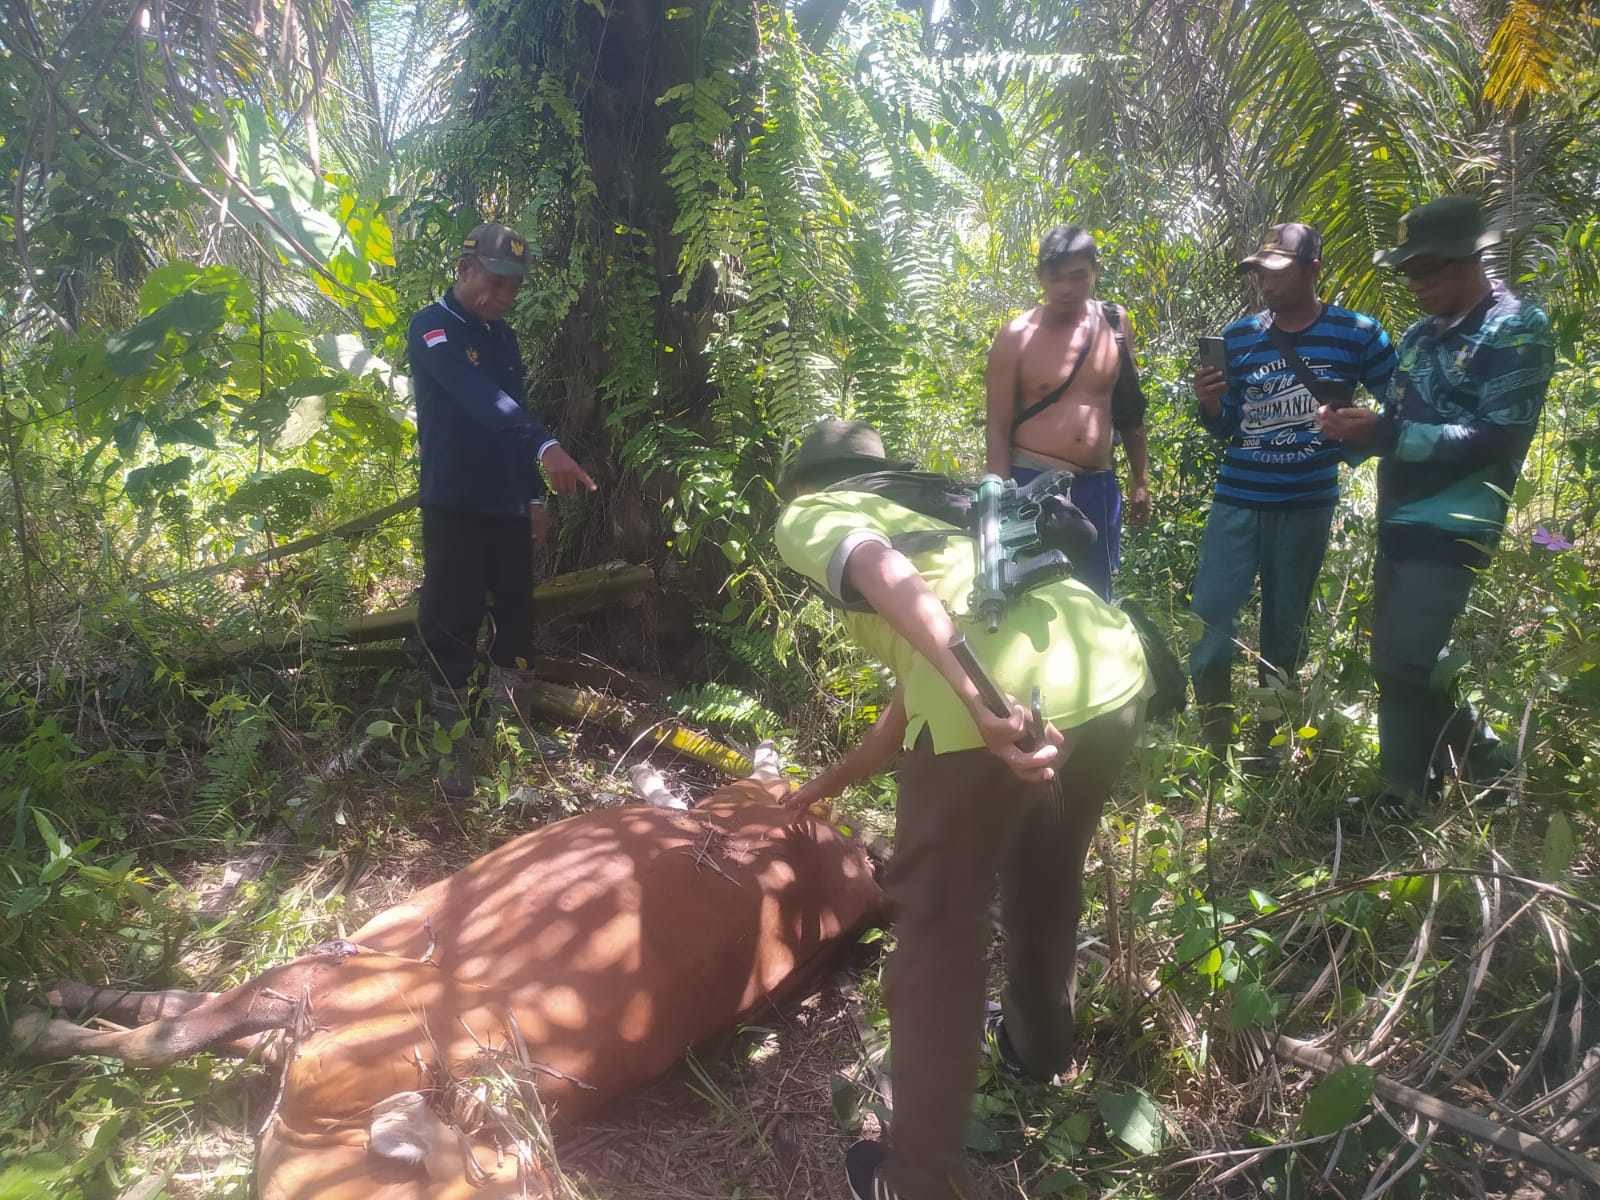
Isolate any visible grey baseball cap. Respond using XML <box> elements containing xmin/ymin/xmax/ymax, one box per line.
<box><xmin>462</xmin><ymin>222</ymin><xmax>530</xmax><ymax>277</ymax></box>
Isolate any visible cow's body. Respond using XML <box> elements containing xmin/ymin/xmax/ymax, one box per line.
<box><xmin>13</xmin><ymin>779</ymin><xmax>886</xmax><ymax>1200</ymax></box>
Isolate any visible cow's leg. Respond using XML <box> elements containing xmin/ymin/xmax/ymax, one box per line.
<box><xmin>8</xmin><ymin>957</ymin><xmax>341</xmax><ymax>1067</ymax></box>
<box><xmin>41</xmin><ymin>980</ymin><xmax>218</xmax><ymax>1026</ymax></box>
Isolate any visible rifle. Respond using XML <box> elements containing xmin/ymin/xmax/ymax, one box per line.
<box><xmin>968</xmin><ymin>471</ymin><xmax>1095</xmax><ymax>632</ymax></box>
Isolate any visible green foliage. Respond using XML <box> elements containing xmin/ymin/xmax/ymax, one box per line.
<box><xmin>192</xmin><ymin>697</ymin><xmax>271</xmax><ymax>840</ymax></box>
<box><xmin>667</xmin><ymin>682</ymin><xmax>783</xmax><ymax>746</ymax></box>
<box><xmin>0</xmin><ymin>0</ymin><xmax>1598</xmax><ymax>1196</ymax></box>
<box><xmin>1300</xmin><ymin>1065</ymin><xmax>1377</xmax><ymax>1136</ymax></box>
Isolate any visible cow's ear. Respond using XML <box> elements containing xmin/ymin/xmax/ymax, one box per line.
<box><xmin>368</xmin><ymin>1091</ymin><xmax>436</xmax><ymax>1167</ymax></box>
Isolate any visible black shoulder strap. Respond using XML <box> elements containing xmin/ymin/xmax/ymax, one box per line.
<box><xmin>1103</xmin><ymin>301</ymin><xmax>1137</xmax><ymax>379</ymax></box>
<box><xmin>1012</xmin><ymin>343</ymin><xmax>1092</xmax><ymax>432</ymax></box>
<box><xmin>1260</xmin><ymin>311</ymin><xmax>1352</xmax><ymax>405</ymax></box>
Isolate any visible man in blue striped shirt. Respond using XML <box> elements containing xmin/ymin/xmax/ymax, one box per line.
<box><xmin>1189</xmin><ymin>223</ymin><xmax>1397</xmax><ymax>764</ymax></box>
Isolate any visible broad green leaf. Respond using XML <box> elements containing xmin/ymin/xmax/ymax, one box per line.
<box><xmin>1542</xmin><ymin>812</ymin><xmax>1574</xmax><ymax>882</ymax></box>
<box><xmin>1042</xmin><ymin>1111</ymin><xmax>1092</xmax><ymax>1161</ymax></box>
<box><xmin>236</xmin><ymin>388</ymin><xmax>333</xmax><ymax>452</ymax></box>
<box><xmin>1096</xmin><ymin>1085</ymin><xmax>1164</xmax><ymax>1155</ymax></box>
<box><xmin>1301</xmin><ymin>1065</ymin><xmax>1376</xmax><ymax>1135</ymax></box>
<box><xmin>152</xmin><ymin>416</ymin><xmax>217</xmax><ymax>450</ymax></box>
<box><xmin>1388</xmin><ymin>875</ymin><xmax>1430</xmax><ymax>905</ymax></box>
<box><xmin>1036</xmin><ymin>1168</ymin><xmax>1085</xmax><ymax>1197</ymax></box>
<box><xmin>0</xmin><ymin>1153</ymin><xmax>71</xmax><ymax>1200</ymax></box>
<box><xmin>964</xmin><ymin>1115</ymin><xmax>1003</xmax><ymax>1152</ymax></box>
<box><xmin>32</xmin><ymin>809</ymin><xmax>65</xmax><ymax>857</ymax></box>
<box><xmin>6</xmin><ymin>886</ymin><xmax>49</xmax><ymax>917</ymax></box>
<box><xmin>113</xmin><ymin>411</ymin><xmax>147</xmax><ymax>456</ymax></box>
<box><xmin>106</xmin><ymin>292</ymin><xmax>229</xmax><ymax>376</ymax></box>
<box><xmin>829</xmin><ymin>1073</ymin><xmax>860</xmax><ymax>1131</ymax></box>
<box><xmin>1249</xmin><ymin>888</ymin><xmax>1281</xmax><ymax>914</ymax></box>
<box><xmin>1428</xmin><ymin>650</ymin><xmax>1470</xmax><ymax>690</ymax></box>
<box><xmin>221</xmin><ymin>469</ymin><xmax>333</xmax><ymax>529</ymax></box>
<box><xmin>365</xmin><ymin>720</ymin><xmax>395</xmax><ymax>738</ymax></box>
<box><xmin>124</xmin><ymin>457</ymin><xmax>194</xmax><ymax>506</ymax></box>
<box><xmin>39</xmin><ymin>857</ymin><xmax>73</xmax><ymax>884</ymax></box>
<box><xmin>1227</xmin><ymin>982</ymin><xmax>1279</xmax><ymax>1031</ymax></box>
<box><xmin>1177</xmin><ymin>927</ymin><xmax>1222</xmax><ymax>975</ymax></box>
<box><xmin>139</xmin><ymin>262</ymin><xmax>253</xmax><ymax>318</ymax></box>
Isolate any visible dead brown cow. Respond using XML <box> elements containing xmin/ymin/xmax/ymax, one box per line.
<box><xmin>11</xmin><ymin>777</ymin><xmax>885</xmax><ymax>1200</ymax></box>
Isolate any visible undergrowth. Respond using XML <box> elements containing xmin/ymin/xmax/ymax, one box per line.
<box><xmin>1</xmin><ymin>398</ymin><xmax>1597</xmax><ymax>1200</ymax></box>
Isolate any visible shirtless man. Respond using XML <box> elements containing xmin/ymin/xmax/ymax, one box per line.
<box><xmin>985</xmin><ymin>224</ymin><xmax>1150</xmax><ymax>601</ymax></box>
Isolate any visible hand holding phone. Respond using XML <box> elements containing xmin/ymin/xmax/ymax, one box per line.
<box><xmin>1197</xmin><ymin>335</ymin><xmax>1228</xmax><ymax>375</ymax></box>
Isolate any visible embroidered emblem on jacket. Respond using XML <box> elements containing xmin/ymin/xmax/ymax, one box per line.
<box><xmin>423</xmin><ymin>328</ymin><xmax>447</xmax><ymax>348</ymax></box>
<box><xmin>467</xmin><ymin>347</ymin><xmax>479</xmax><ymax>365</ymax></box>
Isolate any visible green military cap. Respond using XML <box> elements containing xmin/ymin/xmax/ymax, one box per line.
<box><xmin>1374</xmin><ymin>196</ymin><xmax>1502</xmax><ymax>268</ymax></box>
<box><xmin>778</xmin><ymin>420</ymin><xmax>912</xmax><ymax>499</ymax></box>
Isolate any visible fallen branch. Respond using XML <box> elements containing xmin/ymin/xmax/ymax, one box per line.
<box><xmin>146</xmin><ymin>493</ymin><xmax>421</xmax><ymax>593</ymax></box>
<box><xmin>522</xmin><ymin>679</ymin><xmax>753</xmax><ymax>779</ymax></box>
<box><xmin>1272</xmin><ymin>1034</ymin><xmax>1600</xmax><ymax>1190</ymax></box>
<box><xmin>211</xmin><ymin>562</ymin><xmax>655</xmax><ymax>658</ymax></box>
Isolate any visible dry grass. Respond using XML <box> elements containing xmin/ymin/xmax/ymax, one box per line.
<box><xmin>559</xmin><ymin>979</ymin><xmax>872</xmax><ymax>1200</ymax></box>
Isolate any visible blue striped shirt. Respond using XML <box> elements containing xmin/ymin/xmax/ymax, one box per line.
<box><xmin>1201</xmin><ymin>305</ymin><xmax>1397</xmax><ymax>508</ymax></box>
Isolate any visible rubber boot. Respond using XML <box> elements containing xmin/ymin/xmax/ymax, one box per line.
<box><xmin>1192</xmin><ymin>669</ymin><xmax>1236</xmax><ymax>763</ymax></box>
<box><xmin>486</xmin><ymin>665</ymin><xmax>565</xmax><ymax>759</ymax></box>
<box><xmin>430</xmin><ymin>683</ymin><xmax>477</xmax><ymax>800</ymax></box>
<box><xmin>1244</xmin><ymin>717</ymin><xmax>1286</xmax><ymax>779</ymax></box>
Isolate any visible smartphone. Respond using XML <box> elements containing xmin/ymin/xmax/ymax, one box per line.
<box><xmin>1197</xmin><ymin>335</ymin><xmax>1228</xmax><ymax>375</ymax></box>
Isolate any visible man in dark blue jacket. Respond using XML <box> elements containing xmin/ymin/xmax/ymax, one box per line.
<box><xmin>409</xmin><ymin>222</ymin><xmax>596</xmax><ymax>797</ymax></box>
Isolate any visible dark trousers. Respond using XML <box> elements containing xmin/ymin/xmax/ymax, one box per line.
<box><xmin>883</xmin><ymin>702</ymin><xmax>1142</xmax><ymax>1200</ymax></box>
<box><xmin>417</xmin><ymin>505</ymin><xmax>535</xmax><ymax>693</ymax></box>
<box><xmin>1370</xmin><ymin>549</ymin><xmax>1502</xmax><ymax>796</ymax></box>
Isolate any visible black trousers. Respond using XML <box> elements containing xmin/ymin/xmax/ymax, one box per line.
<box><xmin>417</xmin><ymin>505</ymin><xmax>535</xmax><ymax>692</ymax></box>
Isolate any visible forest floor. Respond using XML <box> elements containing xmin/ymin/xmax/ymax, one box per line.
<box><xmin>3</xmin><ymin>645</ymin><xmax>1597</xmax><ymax>1200</ymax></box>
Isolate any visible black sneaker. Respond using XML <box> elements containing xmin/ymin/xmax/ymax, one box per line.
<box><xmin>845</xmin><ymin>1139</ymin><xmax>896</xmax><ymax>1200</ymax></box>
<box><xmin>983</xmin><ymin>1001</ymin><xmax>1052</xmax><ymax>1082</ymax></box>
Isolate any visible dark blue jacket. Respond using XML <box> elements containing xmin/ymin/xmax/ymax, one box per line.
<box><xmin>408</xmin><ymin>289</ymin><xmax>554</xmax><ymax>517</ymax></box>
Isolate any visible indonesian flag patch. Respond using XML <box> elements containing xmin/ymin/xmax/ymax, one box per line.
<box><xmin>423</xmin><ymin>328</ymin><xmax>447</xmax><ymax>348</ymax></box>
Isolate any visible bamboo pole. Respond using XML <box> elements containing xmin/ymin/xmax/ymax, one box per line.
<box><xmin>522</xmin><ymin>679</ymin><xmax>753</xmax><ymax>778</ymax></box>
<box><xmin>213</xmin><ymin>562</ymin><xmax>654</xmax><ymax>657</ymax></box>
<box><xmin>145</xmin><ymin>493</ymin><xmax>420</xmax><ymax>592</ymax></box>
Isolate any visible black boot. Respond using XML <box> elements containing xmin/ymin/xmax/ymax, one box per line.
<box><xmin>430</xmin><ymin>683</ymin><xmax>477</xmax><ymax>800</ymax></box>
<box><xmin>1192</xmin><ymin>669</ymin><xmax>1235</xmax><ymax>763</ymax></box>
<box><xmin>1244</xmin><ymin>717</ymin><xmax>1287</xmax><ymax>778</ymax></box>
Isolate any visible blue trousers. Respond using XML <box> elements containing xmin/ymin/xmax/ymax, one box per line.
<box><xmin>1011</xmin><ymin>467</ymin><xmax>1121</xmax><ymax>601</ymax></box>
<box><xmin>1188</xmin><ymin>501</ymin><xmax>1334</xmax><ymax>684</ymax></box>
